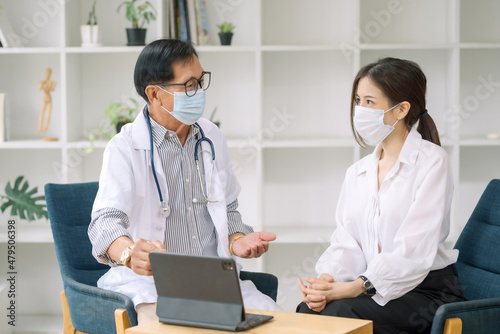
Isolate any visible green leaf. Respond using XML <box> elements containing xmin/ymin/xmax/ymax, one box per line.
<box><xmin>1</xmin><ymin>176</ymin><xmax>48</xmax><ymax>221</ymax></box>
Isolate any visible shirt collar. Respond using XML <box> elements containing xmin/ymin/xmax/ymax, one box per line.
<box><xmin>149</xmin><ymin>116</ymin><xmax>167</xmax><ymax>147</ymax></box>
<box><xmin>149</xmin><ymin>116</ymin><xmax>200</xmax><ymax>147</ymax></box>
<box><xmin>396</xmin><ymin>127</ymin><xmax>422</xmax><ymax>167</ymax></box>
<box><xmin>356</xmin><ymin>127</ymin><xmax>422</xmax><ymax>175</ymax></box>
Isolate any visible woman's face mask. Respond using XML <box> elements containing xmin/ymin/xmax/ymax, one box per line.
<box><xmin>156</xmin><ymin>85</ymin><xmax>206</xmax><ymax>125</ymax></box>
<box><xmin>353</xmin><ymin>103</ymin><xmax>400</xmax><ymax>146</ymax></box>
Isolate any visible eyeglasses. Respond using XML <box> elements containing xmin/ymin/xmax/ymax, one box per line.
<box><xmin>157</xmin><ymin>71</ymin><xmax>211</xmax><ymax>97</ymax></box>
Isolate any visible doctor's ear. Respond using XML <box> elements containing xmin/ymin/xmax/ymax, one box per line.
<box><xmin>144</xmin><ymin>85</ymin><xmax>160</xmax><ymax>104</ymax></box>
<box><xmin>397</xmin><ymin>101</ymin><xmax>411</xmax><ymax>120</ymax></box>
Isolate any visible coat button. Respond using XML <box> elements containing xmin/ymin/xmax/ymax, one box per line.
<box><xmin>156</xmin><ymin>225</ymin><xmax>162</xmax><ymax>231</ymax></box>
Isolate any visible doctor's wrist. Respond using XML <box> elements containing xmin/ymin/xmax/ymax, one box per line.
<box><xmin>229</xmin><ymin>233</ymin><xmax>245</xmax><ymax>256</ymax></box>
<box><xmin>107</xmin><ymin>236</ymin><xmax>135</xmax><ymax>265</ymax></box>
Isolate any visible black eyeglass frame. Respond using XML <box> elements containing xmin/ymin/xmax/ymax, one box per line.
<box><xmin>157</xmin><ymin>71</ymin><xmax>211</xmax><ymax>97</ymax></box>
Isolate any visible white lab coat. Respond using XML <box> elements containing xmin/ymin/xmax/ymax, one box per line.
<box><xmin>92</xmin><ymin>106</ymin><xmax>280</xmax><ymax>311</ymax></box>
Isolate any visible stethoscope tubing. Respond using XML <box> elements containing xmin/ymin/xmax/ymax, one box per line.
<box><xmin>143</xmin><ymin>105</ymin><xmax>217</xmax><ymax>217</ymax></box>
<box><xmin>144</xmin><ymin>105</ymin><xmax>165</xmax><ymax>204</ymax></box>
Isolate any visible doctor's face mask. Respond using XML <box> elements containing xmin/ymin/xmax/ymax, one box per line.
<box><xmin>156</xmin><ymin>85</ymin><xmax>206</xmax><ymax>125</ymax></box>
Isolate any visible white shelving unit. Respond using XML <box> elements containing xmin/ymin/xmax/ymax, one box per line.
<box><xmin>1</xmin><ymin>0</ymin><xmax>500</xmax><ymax>329</ymax></box>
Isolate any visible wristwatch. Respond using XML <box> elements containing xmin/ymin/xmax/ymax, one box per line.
<box><xmin>359</xmin><ymin>275</ymin><xmax>376</xmax><ymax>295</ymax></box>
<box><xmin>120</xmin><ymin>245</ymin><xmax>134</xmax><ymax>266</ymax></box>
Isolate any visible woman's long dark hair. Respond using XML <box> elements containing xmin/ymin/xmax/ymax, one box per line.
<box><xmin>350</xmin><ymin>57</ymin><xmax>441</xmax><ymax>147</ymax></box>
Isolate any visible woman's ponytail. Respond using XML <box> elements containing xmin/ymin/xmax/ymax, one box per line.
<box><xmin>417</xmin><ymin>110</ymin><xmax>441</xmax><ymax>146</ymax></box>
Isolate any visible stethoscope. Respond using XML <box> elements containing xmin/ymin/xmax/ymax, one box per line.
<box><xmin>144</xmin><ymin>105</ymin><xmax>217</xmax><ymax>218</ymax></box>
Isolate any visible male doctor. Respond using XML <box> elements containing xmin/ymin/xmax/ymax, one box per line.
<box><xmin>88</xmin><ymin>39</ymin><xmax>281</xmax><ymax>324</ymax></box>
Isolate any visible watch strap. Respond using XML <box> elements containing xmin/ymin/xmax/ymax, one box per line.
<box><xmin>359</xmin><ymin>275</ymin><xmax>376</xmax><ymax>295</ymax></box>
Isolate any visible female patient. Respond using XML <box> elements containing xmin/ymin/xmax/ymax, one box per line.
<box><xmin>297</xmin><ymin>57</ymin><xmax>465</xmax><ymax>334</ymax></box>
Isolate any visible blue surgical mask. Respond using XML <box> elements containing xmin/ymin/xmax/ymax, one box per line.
<box><xmin>156</xmin><ymin>85</ymin><xmax>206</xmax><ymax>125</ymax></box>
<box><xmin>353</xmin><ymin>104</ymin><xmax>400</xmax><ymax>146</ymax></box>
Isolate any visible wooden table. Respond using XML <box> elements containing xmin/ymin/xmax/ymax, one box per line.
<box><xmin>125</xmin><ymin>308</ymin><xmax>373</xmax><ymax>334</ymax></box>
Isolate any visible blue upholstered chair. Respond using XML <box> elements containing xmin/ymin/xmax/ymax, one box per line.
<box><xmin>45</xmin><ymin>182</ymin><xmax>278</xmax><ymax>334</ymax></box>
<box><xmin>431</xmin><ymin>179</ymin><xmax>500</xmax><ymax>334</ymax></box>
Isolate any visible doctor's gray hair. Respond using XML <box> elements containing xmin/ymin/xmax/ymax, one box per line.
<box><xmin>134</xmin><ymin>39</ymin><xmax>198</xmax><ymax>103</ymax></box>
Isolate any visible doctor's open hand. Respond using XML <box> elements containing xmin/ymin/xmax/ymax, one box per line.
<box><xmin>229</xmin><ymin>232</ymin><xmax>276</xmax><ymax>259</ymax></box>
<box><xmin>230</xmin><ymin>232</ymin><xmax>276</xmax><ymax>258</ymax></box>
<box><xmin>128</xmin><ymin>238</ymin><xmax>166</xmax><ymax>276</ymax></box>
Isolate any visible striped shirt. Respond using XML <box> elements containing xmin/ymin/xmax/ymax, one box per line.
<box><xmin>89</xmin><ymin>116</ymin><xmax>253</xmax><ymax>266</ymax></box>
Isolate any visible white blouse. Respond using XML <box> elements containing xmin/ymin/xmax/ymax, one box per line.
<box><xmin>316</xmin><ymin>128</ymin><xmax>458</xmax><ymax>306</ymax></box>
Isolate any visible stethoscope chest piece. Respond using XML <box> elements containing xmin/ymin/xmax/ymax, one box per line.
<box><xmin>160</xmin><ymin>201</ymin><xmax>170</xmax><ymax>218</ymax></box>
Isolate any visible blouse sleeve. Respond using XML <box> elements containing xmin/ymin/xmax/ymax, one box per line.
<box><xmin>363</xmin><ymin>150</ymin><xmax>454</xmax><ymax>306</ymax></box>
<box><xmin>316</xmin><ymin>169</ymin><xmax>368</xmax><ymax>281</ymax></box>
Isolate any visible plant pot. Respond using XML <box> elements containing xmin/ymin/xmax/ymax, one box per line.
<box><xmin>116</xmin><ymin>121</ymin><xmax>129</xmax><ymax>134</ymax></box>
<box><xmin>80</xmin><ymin>25</ymin><xmax>101</xmax><ymax>47</ymax></box>
<box><xmin>218</xmin><ymin>32</ymin><xmax>233</xmax><ymax>46</ymax></box>
<box><xmin>126</xmin><ymin>28</ymin><xmax>147</xmax><ymax>46</ymax></box>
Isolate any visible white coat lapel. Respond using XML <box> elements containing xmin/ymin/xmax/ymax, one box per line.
<box><xmin>131</xmin><ymin>105</ymin><xmax>169</xmax><ymax>206</ymax></box>
<box><xmin>199</xmin><ymin>138</ymin><xmax>230</xmax><ymax>256</ymax></box>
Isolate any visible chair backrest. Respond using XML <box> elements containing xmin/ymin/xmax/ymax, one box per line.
<box><xmin>45</xmin><ymin>182</ymin><xmax>108</xmax><ymax>287</ymax></box>
<box><xmin>454</xmin><ymin>179</ymin><xmax>500</xmax><ymax>301</ymax></box>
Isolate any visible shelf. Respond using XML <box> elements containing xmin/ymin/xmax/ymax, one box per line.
<box><xmin>261</xmin><ymin>45</ymin><xmax>339</xmax><ymax>52</ymax></box>
<box><xmin>0</xmin><ymin>47</ymin><xmax>61</xmax><ymax>54</ymax></box>
<box><xmin>358</xmin><ymin>43</ymin><xmax>455</xmax><ymax>50</ymax></box>
<box><xmin>67</xmin><ymin>138</ymin><xmax>358</xmax><ymax>150</ymax></box>
<box><xmin>0</xmin><ymin>221</ymin><xmax>53</xmax><ymax>243</ymax></box>
<box><xmin>460</xmin><ymin>137</ymin><xmax>500</xmax><ymax>146</ymax></box>
<box><xmin>196</xmin><ymin>45</ymin><xmax>258</xmax><ymax>52</ymax></box>
<box><xmin>459</xmin><ymin>43</ymin><xmax>500</xmax><ymax>49</ymax></box>
<box><xmin>67</xmin><ymin>140</ymin><xmax>107</xmax><ymax>149</ymax></box>
<box><xmin>0</xmin><ymin>140</ymin><xmax>63</xmax><ymax>149</ymax></box>
<box><xmin>262</xmin><ymin>138</ymin><xmax>355</xmax><ymax>148</ymax></box>
<box><xmin>441</xmin><ymin>138</ymin><xmax>456</xmax><ymax>147</ymax></box>
<box><xmin>64</xmin><ymin>46</ymin><xmax>144</xmax><ymax>54</ymax></box>
<box><xmin>1</xmin><ymin>0</ymin><xmax>499</xmax><ymax>321</ymax></box>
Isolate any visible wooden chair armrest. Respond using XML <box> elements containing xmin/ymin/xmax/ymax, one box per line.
<box><xmin>61</xmin><ymin>291</ymin><xmax>86</xmax><ymax>334</ymax></box>
<box><xmin>443</xmin><ymin>317</ymin><xmax>462</xmax><ymax>334</ymax></box>
<box><xmin>115</xmin><ymin>308</ymin><xmax>132</xmax><ymax>334</ymax></box>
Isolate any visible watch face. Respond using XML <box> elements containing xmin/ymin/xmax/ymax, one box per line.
<box><xmin>364</xmin><ymin>281</ymin><xmax>371</xmax><ymax>289</ymax></box>
<box><xmin>121</xmin><ymin>248</ymin><xmax>131</xmax><ymax>262</ymax></box>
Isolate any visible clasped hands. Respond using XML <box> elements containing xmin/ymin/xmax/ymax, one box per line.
<box><xmin>127</xmin><ymin>232</ymin><xmax>276</xmax><ymax>276</ymax></box>
<box><xmin>298</xmin><ymin>274</ymin><xmax>363</xmax><ymax>313</ymax></box>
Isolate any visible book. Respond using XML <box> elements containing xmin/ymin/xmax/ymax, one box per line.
<box><xmin>174</xmin><ymin>0</ymin><xmax>180</xmax><ymax>39</ymax></box>
<box><xmin>186</xmin><ymin>0</ymin><xmax>198</xmax><ymax>44</ymax></box>
<box><xmin>0</xmin><ymin>93</ymin><xmax>6</xmax><ymax>142</ymax></box>
<box><xmin>183</xmin><ymin>0</ymin><xmax>191</xmax><ymax>42</ymax></box>
<box><xmin>0</xmin><ymin>21</ymin><xmax>8</xmax><ymax>47</ymax></box>
<box><xmin>164</xmin><ymin>0</ymin><xmax>171</xmax><ymax>38</ymax></box>
<box><xmin>0</xmin><ymin>6</ymin><xmax>23</xmax><ymax>47</ymax></box>
<box><xmin>177</xmin><ymin>0</ymin><xmax>189</xmax><ymax>42</ymax></box>
<box><xmin>194</xmin><ymin>0</ymin><xmax>212</xmax><ymax>45</ymax></box>
<box><xmin>170</xmin><ymin>0</ymin><xmax>176</xmax><ymax>39</ymax></box>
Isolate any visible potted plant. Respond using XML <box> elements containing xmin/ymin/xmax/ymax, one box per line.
<box><xmin>1</xmin><ymin>176</ymin><xmax>48</xmax><ymax>222</ymax></box>
<box><xmin>85</xmin><ymin>96</ymin><xmax>139</xmax><ymax>153</ymax></box>
<box><xmin>80</xmin><ymin>0</ymin><xmax>101</xmax><ymax>47</ymax></box>
<box><xmin>217</xmin><ymin>22</ymin><xmax>235</xmax><ymax>46</ymax></box>
<box><xmin>117</xmin><ymin>0</ymin><xmax>157</xmax><ymax>46</ymax></box>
